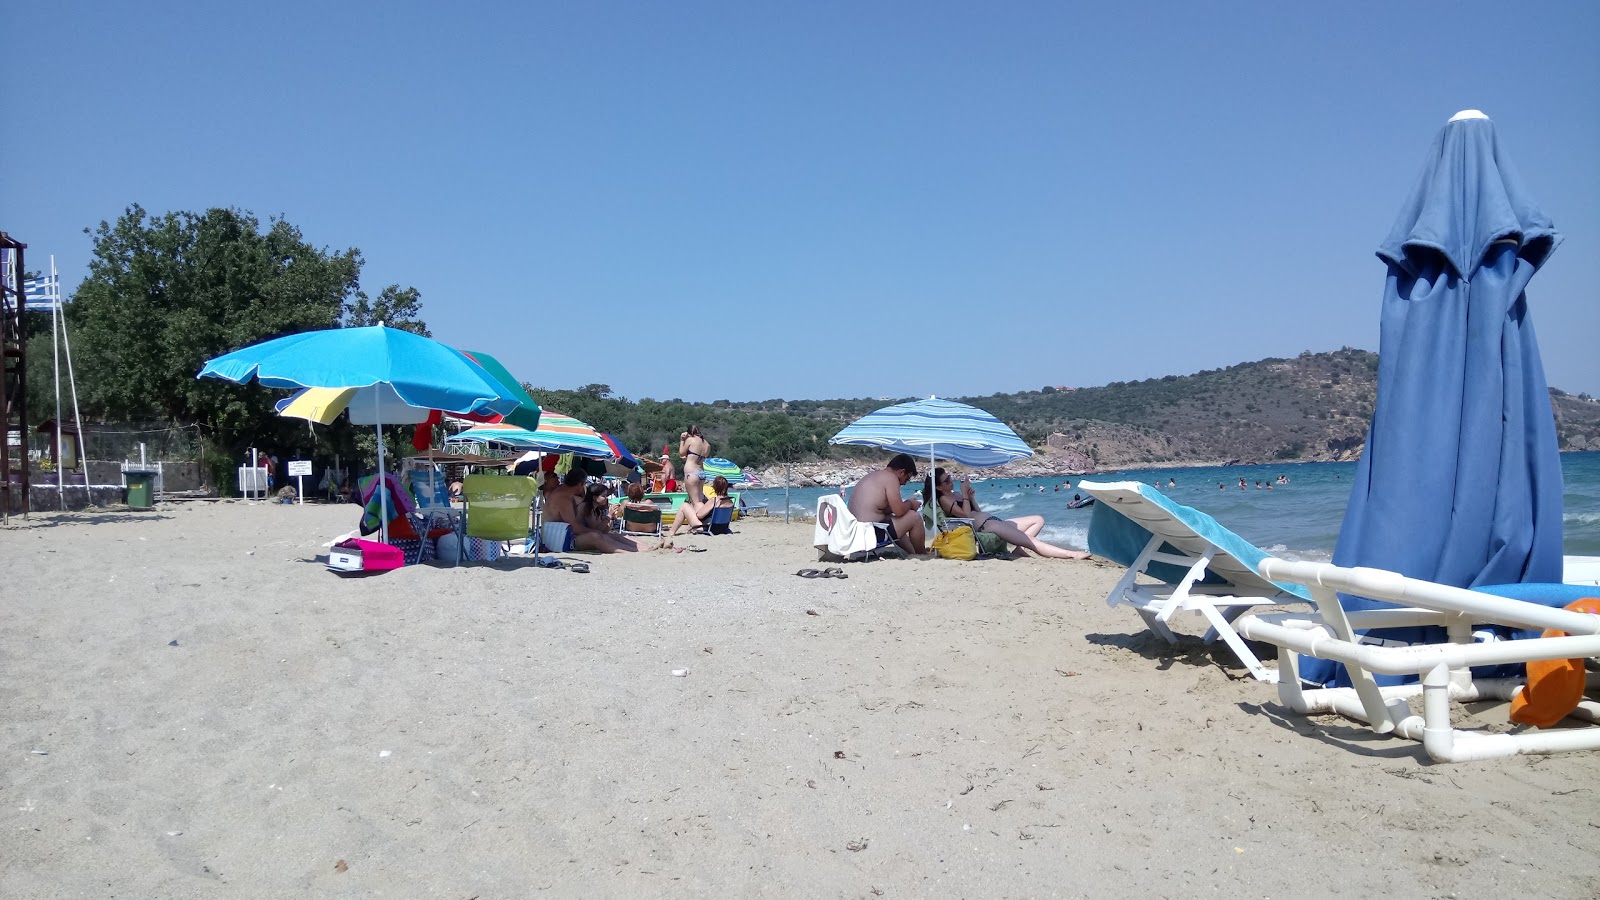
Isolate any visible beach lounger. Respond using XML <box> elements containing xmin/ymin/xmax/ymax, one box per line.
<box><xmin>1079</xmin><ymin>480</ymin><xmax>1312</xmax><ymax>682</ymax></box>
<box><xmin>1235</xmin><ymin>559</ymin><xmax>1600</xmax><ymax>762</ymax></box>
<box><xmin>813</xmin><ymin>495</ymin><xmax>898</xmax><ymax>562</ymax></box>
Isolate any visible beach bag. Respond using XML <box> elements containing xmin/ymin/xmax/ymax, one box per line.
<box><xmin>932</xmin><ymin>525</ymin><xmax>978</xmax><ymax>561</ymax></box>
<box><xmin>975</xmin><ymin>530</ymin><xmax>1008</xmax><ymax>557</ymax></box>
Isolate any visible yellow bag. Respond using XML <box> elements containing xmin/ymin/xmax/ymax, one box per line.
<box><xmin>932</xmin><ymin>525</ymin><xmax>978</xmax><ymax>561</ymax></box>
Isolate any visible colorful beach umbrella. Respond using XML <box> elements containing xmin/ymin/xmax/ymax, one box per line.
<box><xmin>459</xmin><ymin>349</ymin><xmax>541</xmax><ymax>432</ymax></box>
<box><xmin>700</xmin><ymin>457</ymin><xmax>748</xmax><ymax>484</ymax></box>
<box><xmin>200</xmin><ymin>324</ymin><xmax>525</xmax><ymax>540</ymax></box>
<box><xmin>601</xmin><ymin>434</ymin><xmax>640</xmax><ymax>469</ymax></box>
<box><xmin>830</xmin><ymin>397</ymin><xmax>1032</xmax><ymax>468</ymax></box>
<box><xmin>1302</xmin><ymin>111</ymin><xmax>1566</xmax><ymax>687</ymax></box>
<box><xmin>200</xmin><ymin>325</ymin><xmax>521</xmax><ymax>419</ymax></box>
<box><xmin>444</xmin><ymin>413</ymin><xmax>615</xmax><ymax>459</ymax></box>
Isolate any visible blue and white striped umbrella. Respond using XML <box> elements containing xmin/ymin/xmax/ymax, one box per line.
<box><xmin>829</xmin><ymin>398</ymin><xmax>1032</xmax><ymax>468</ymax></box>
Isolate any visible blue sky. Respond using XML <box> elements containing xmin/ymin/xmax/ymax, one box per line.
<box><xmin>7</xmin><ymin>2</ymin><xmax>1597</xmax><ymax>401</ymax></box>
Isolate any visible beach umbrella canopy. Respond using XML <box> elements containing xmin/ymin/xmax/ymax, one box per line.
<box><xmin>600</xmin><ymin>434</ymin><xmax>640</xmax><ymax>469</ymax></box>
<box><xmin>459</xmin><ymin>349</ymin><xmax>541</xmax><ymax>432</ymax></box>
<box><xmin>200</xmin><ymin>325</ymin><xmax>525</xmax><ymax>540</ymax></box>
<box><xmin>700</xmin><ymin>457</ymin><xmax>748</xmax><ymax>484</ymax></box>
<box><xmin>1303</xmin><ymin>111</ymin><xmax>1565</xmax><ymax>687</ymax></box>
<box><xmin>199</xmin><ymin>325</ymin><xmax>522</xmax><ymax>419</ymax></box>
<box><xmin>829</xmin><ymin>397</ymin><xmax>1032</xmax><ymax>468</ymax></box>
<box><xmin>444</xmin><ymin>413</ymin><xmax>616</xmax><ymax>459</ymax></box>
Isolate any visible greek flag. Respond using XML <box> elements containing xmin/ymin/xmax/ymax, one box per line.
<box><xmin>23</xmin><ymin>274</ymin><xmax>62</xmax><ymax>312</ymax></box>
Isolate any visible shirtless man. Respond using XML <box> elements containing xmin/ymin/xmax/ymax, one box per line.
<box><xmin>545</xmin><ymin>470</ymin><xmax>655</xmax><ymax>553</ymax></box>
<box><xmin>847</xmin><ymin>453</ymin><xmax>925</xmax><ymax>554</ymax></box>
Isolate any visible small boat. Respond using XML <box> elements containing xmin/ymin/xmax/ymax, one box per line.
<box><xmin>611</xmin><ymin>491</ymin><xmax>746</xmax><ymax>525</ymax></box>
<box><xmin>1066</xmin><ymin>495</ymin><xmax>1096</xmax><ymax>509</ymax></box>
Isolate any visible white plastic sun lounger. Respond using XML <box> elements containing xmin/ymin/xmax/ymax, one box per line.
<box><xmin>1079</xmin><ymin>481</ymin><xmax>1312</xmax><ymax>682</ymax></box>
<box><xmin>1235</xmin><ymin>559</ymin><xmax>1600</xmax><ymax>763</ymax></box>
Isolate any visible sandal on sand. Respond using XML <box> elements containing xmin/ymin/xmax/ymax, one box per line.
<box><xmin>821</xmin><ymin>567</ymin><xmax>847</xmax><ymax>579</ymax></box>
<box><xmin>795</xmin><ymin>568</ymin><xmax>823</xmax><ymax>578</ymax></box>
<box><xmin>685</xmin><ymin>546</ymin><xmax>707</xmax><ymax>553</ymax></box>
<box><xmin>568</xmin><ymin>562</ymin><xmax>590</xmax><ymax>574</ymax></box>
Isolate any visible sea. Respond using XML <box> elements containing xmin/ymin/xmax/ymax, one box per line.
<box><xmin>741</xmin><ymin>451</ymin><xmax>1600</xmax><ymax>559</ymax></box>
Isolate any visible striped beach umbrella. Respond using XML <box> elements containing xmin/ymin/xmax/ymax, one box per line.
<box><xmin>700</xmin><ymin>457</ymin><xmax>748</xmax><ymax>484</ymax></box>
<box><xmin>829</xmin><ymin>397</ymin><xmax>1032</xmax><ymax>468</ymax></box>
<box><xmin>444</xmin><ymin>413</ymin><xmax>615</xmax><ymax>459</ymax></box>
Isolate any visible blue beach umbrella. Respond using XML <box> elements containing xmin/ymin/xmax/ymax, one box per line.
<box><xmin>830</xmin><ymin>397</ymin><xmax>1033</xmax><ymax>469</ymax></box>
<box><xmin>200</xmin><ymin>324</ymin><xmax>525</xmax><ymax>540</ymax></box>
<box><xmin>1302</xmin><ymin>111</ymin><xmax>1565</xmax><ymax>687</ymax></box>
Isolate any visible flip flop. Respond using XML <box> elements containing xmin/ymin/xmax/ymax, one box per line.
<box><xmin>685</xmin><ymin>546</ymin><xmax>708</xmax><ymax>553</ymax></box>
<box><xmin>795</xmin><ymin>569</ymin><xmax>823</xmax><ymax>578</ymax></box>
<box><xmin>568</xmin><ymin>562</ymin><xmax>590</xmax><ymax>574</ymax></box>
<box><xmin>821</xmin><ymin>567</ymin><xmax>847</xmax><ymax>579</ymax></box>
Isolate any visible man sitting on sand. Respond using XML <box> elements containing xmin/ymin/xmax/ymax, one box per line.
<box><xmin>847</xmin><ymin>453</ymin><xmax>926</xmax><ymax>554</ymax></box>
<box><xmin>544</xmin><ymin>470</ymin><xmax>659</xmax><ymax>553</ymax></box>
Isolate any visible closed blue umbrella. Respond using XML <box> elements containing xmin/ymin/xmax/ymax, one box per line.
<box><xmin>1303</xmin><ymin>111</ymin><xmax>1565</xmax><ymax>687</ymax></box>
<box><xmin>830</xmin><ymin>398</ymin><xmax>1032</xmax><ymax>468</ymax></box>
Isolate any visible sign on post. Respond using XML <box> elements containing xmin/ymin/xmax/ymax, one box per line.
<box><xmin>288</xmin><ymin>460</ymin><xmax>313</xmax><ymax>504</ymax></box>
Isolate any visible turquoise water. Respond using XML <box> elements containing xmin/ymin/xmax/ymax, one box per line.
<box><xmin>743</xmin><ymin>452</ymin><xmax>1600</xmax><ymax>558</ymax></box>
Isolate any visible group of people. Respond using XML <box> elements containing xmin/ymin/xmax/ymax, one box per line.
<box><xmin>845</xmin><ymin>454</ymin><xmax>1089</xmax><ymax>560</ymax></box>
<box><xmin>1220</xmin><ymin>474</ymin><xmax>1291</xmax><ymax>491</ymax></box>
<box><xmin>537</xmin><ymin>424</ymin><xmax>731</xmax><ymax>554</ymax></box>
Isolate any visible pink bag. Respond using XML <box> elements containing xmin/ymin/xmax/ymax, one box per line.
<box><xmin>327</xmin><ymin>538</ymin><xmax>405</xmax><ymax>574</ymax></box>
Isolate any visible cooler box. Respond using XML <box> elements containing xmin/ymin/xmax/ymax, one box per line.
<box><xmin>327</xmin><ymin>538</ymin><xmax>406</xmax><ymax>574</ymax></box>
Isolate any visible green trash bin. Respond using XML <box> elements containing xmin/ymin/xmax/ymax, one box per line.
<box><xmin>126</xmin><ymin>471</ymin><xmax>157</xmax><ymax>509</ymax></box>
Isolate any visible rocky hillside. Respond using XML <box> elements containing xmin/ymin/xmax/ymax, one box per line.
<box><xmin>735</xmin><ymin>348</ymin><xmax>1600</xmax><ymax>476</ymax></box>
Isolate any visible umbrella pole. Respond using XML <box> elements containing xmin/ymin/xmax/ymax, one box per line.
<box><xmin>374</xmin><ymin>390</ymin><xmax>389</xmax><ymax>544</ymax></box>
<box><xmin>785</xmin><ymin>464</ymin><xmax>790</xmax><ymax>524</ymax></box>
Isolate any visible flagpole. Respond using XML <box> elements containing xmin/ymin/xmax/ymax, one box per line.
<box><xmin>49</xmin><ymin>260</ymin><xmax>64</xmax><ymax>509</ymax></box>
<box><xmin>54</xmin><ymin>257</ymin><xmax>86</xmax><ymax>488</ymax></box>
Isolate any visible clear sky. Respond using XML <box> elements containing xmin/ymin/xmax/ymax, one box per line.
<box><xmin>6</xmin><ymin>2</ymin><xmax>1597</xmax><ymax>402</ymax></box>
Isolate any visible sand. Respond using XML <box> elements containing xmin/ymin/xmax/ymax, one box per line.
<box><xmin>3</xmin><ymin>502</ymin><xmax>1598</xmax><ymax>898</ymax></box>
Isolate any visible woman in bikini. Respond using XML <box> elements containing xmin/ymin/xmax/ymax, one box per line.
<box><xmin>924</xmin><ymin>467</ymin><xmax>1088</xmax><ymax>560</ymax></box>
<box><xmin>678</xmin><ymin>425</ymin><xmax>710</xmax><ymax>501</ymax></box>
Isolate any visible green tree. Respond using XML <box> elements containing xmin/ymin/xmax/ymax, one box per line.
<box><xmin>343</xmin><ymin>284</ymin><xmax>430</xmax><ymax>335</ymax></box>
<box><xmin>67</xmin><ymin>205</ymin><xmax>381</xmax><ymax>470</ymax></box>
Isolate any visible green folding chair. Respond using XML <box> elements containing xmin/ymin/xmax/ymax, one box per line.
<box><xmin>459</xmin><ymin>474</ymin><xmax>537</xmax><ymax>562</ymax></box>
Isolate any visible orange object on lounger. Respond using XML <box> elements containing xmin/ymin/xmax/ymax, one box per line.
<box><xmin>1508</xmin><ymin>597</ymin><xmax>1600</xmax><ymax>728</ymax></box>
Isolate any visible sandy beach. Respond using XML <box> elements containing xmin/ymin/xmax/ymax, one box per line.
<box><xmin>3</xmin><ymin>502</ymin><xmax>1598</xmax><ymax>898</ymax></box>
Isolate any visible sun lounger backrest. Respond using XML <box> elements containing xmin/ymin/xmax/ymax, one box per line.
<box><xmin>1080</xmin><ymin>481</ymin><xmax>1309</xmax><ymax>600</ymax></box>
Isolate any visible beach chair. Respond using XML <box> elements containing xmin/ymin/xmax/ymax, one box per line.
<box><xmin>1235</xmin><ymin>559</ymin><xmax>1600</xmax><ymax>763</ymax></box>
<box><xmin>813</xmin><ymin>495</ymin><xmax>898</xmax><ymax>562</ymax></box>
<box><xmin>458</xmin><ymin>474</ymin><xmax>537</xmax><ymax>562</ymax></box>
<box><xmin>1078</xmin><ymin>480</ymin><xmax>1312</xmax><ymax>682</ymax></box>
<box><xmin>622</xmin><ymin>505</ymin><xmax>663</xmax><ymax>537</ymax></box>
<box><xmin>698</xmin><ymin>504</ymin><xmax>735</xmax><ymax>536</ymax></box>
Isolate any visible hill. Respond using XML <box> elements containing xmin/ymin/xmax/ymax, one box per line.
<box><xmin>528</xmin><ymin>349</ymin><xmax>1600</xmax><ymax>473</ymax></box>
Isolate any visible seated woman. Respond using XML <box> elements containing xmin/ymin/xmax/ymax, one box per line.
<box><xmin>666</xmin><ymin>474</ymin><xmax>731</xmax><ymax>540</ymax></box>
<box><xmin>925</xmin><ymin>467</ymin><xmax>1088</xmax><ymax>560</ymax></box>
<box><xmin>545</xmin><ymin>475</ymin><xmax>660</xmax><ymax>553</ymax></box>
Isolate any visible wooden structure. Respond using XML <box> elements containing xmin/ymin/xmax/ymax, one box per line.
<box><xmin>1</xmin><ymin>232</ymin><xmax>27</xmax><ymax>521</ymax></box>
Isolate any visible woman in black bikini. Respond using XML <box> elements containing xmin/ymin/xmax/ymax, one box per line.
<box><xmin>924</xmin><ymin>468</ymin><xmax>1088</xmax><ymax>560</ymax></box>
<box><xmin>679</xmin><ymin>425</ymin><xmax>710</xmax><ymax>501</ymax></box>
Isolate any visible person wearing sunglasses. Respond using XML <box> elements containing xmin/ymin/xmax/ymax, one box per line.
<box><xmin>924</xmin><ymin>467</ymin><xmax>1088</xmax><ymax>560</ymax></box>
